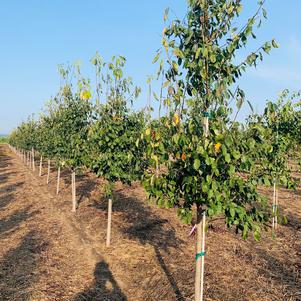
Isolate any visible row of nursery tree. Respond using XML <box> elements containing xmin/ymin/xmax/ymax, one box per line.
<box><xmin>8</xmin><ymin>1</ymin><xmax>301</xmax><ymax>300</ymax></box>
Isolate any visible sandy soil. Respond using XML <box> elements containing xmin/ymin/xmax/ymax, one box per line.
<box><xmin>0</xmin><ymin>144</ymin><xmax>300</xmax><ymax>301</ymax></box>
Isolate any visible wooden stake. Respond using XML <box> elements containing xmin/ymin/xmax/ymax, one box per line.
<box><xmin>195</xmin><ymin>210</ymin><xmax>206</xmax><ymax>301</ymax></box>
<box><xmin>47</xmin><ymin>159</ymin><xmax>50</xmax><ymax>184</ymax></box>
<box><xmin>272</xmin><ymin>181</ymin><xmax>276</xmax><ymax>231</ymax></box>
<box><xmin>39</xmin><ymin>156</ymin><xmax>43</xmax><ymax>176</ymax></box>
<box><xmin>71</xmin><ymin>172</ymin><xmax>74</xmax><ymax>206</ymax></box>
<box><xmin>72</xmin><ymin>171</ymin><xmax>76</xmax><ymax>212</ymax></box>
<box><xmin>32</xmin><ymin>148</ymin><xmax>35</xmax><ymax>171</ymax></box>
<box><xmin>195</xmin><ymin>208</ymin><xmax>202</xmax><ymax>301</ymax></box>
<box><xmin>195</xmin><ymin>115</ymin><xmax>209</xmax><ymax>301</ymax></box>
<box><xmin>275</xmin><ymin>185</ymin><xmax>278</xmax><ymax>230</ymax></box>
<box><xmin>56</xmin><ymin>165</ymin><xmax>61</xmax><ymax>195</ymax></box>
<box><xmin>200</xmin><ymin>212</ymin><xmax>206</xmax><ymax>301</ymax></box>
<box><xmin>106</xmin><ymin>198</ymin><xmax>113</xmax><ymax>247</ymax></box>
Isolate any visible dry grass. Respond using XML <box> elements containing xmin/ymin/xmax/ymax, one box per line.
<box><xmin>0</xmin><ymin>145</ymin><xmax>300</xmax><ymax>300</ymax></box>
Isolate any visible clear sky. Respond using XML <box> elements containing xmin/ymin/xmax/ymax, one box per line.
<box><xmin>1</xmin><ymin>1</ymin><xmax>301</xmax><ymax>134</ymax></box>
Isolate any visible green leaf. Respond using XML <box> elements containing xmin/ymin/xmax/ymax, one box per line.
<box><xmin>193</xmin><ymin>159</ymin><xmax>201</xmax><ymax>170</ymax></box>
<box><xmin>195</xmin><ymin>47</ymin><xmax>202</xmax><ymax>59</ymax></box>
<box><xmin>153</xmin><ymin>51</ymin><xmax>161</xmax><ymax>63</ymax></box>
<box><xmin>210</xmin><ymin>54</ymin><xmax>216</xmax><ymax>63</ymax></box>
<box><xmin>254</xmin><ymin>230</ymin><xmax>261</xmax><ymax>241</ymax></box>
<box><xmin>271</xmin><ymin>39</ymin><xmax>279</xmax><ymax>48</ymax></box>
<box><xmin>163</xmin><ymin>7</ymin><xmax>169</xmax><ymax>22</ymax></box>
<box><xmin>225</xmin><ymin>153</ymin><xmax>231</xmax><ymax>163</ymax></box>
<box><xmin>172</xmin><ymin>61</ymin><xmax>179</xmax><ymax>72</ymax></box>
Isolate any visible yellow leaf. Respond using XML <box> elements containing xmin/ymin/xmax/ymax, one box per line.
<box><xmin>80</xmin><ymin>90</ymin><xmax>91</xmax><ymax>100</ymax></box>
<box><xmin>214</xmin><ymin>142</ymin><xmax>222</xmax><ymax>153</ymax></box>
<box><xmin>173</xmin><ymin>113</ymin><xmax>180</xmax><ymax>125</ymax></box>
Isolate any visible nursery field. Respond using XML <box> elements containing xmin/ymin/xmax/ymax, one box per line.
<box><xmin>0</xmin><ymin>144</ymin><xmax>300</xmax><ymax>301</ymax></box>
<box><xmin>2</xmin><ymin>1</ymin><xmax>301</xmax><ymax>300</ymax></box>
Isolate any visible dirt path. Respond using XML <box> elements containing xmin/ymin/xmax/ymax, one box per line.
<box><xmin>0</xmin><ymin>145</ymin><xmax>122</xmax><ymax>300</ymax></box>
<box><xmin>0</xmin><ymin>144</ymin><xmax>300</xmax><ymax>301</ymax></box>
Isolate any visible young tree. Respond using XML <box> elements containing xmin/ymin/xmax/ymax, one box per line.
<box><xmin>143</xmin><ymin>1</ymin><xmax>278</xmax><ymax>299</ymax></box>
<box><xmin>246</xmin><ymin>90</ymin><xmax>301</xmax><ymax>230</ymax></box>
<box><xmin>88</xmin><ymin>55</ymin><xmax>147</xmax><ymax>246</ymax></box>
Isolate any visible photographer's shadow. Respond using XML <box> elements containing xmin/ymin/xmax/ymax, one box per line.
<box><xmin>74</xmin><ymin>260</ymin><xmax>127</xmax><ymax>301</ymax></box>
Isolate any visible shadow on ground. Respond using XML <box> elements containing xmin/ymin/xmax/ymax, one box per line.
<box><xmin>0</xmin><ymin>172</ymin><xmax>18</xmax><ymax>183</ymax></box>
<box><xmin>76</xmin><ymin>173</ymin><xmax>100</xmax><ymax>206</ymax></box>
<box><xmin>256</xmin><ymin>247</ymin><xmax>301</xmax><ymax>299</ymax></box>
<box><xmin>0</xmin><ymin>206</ymin><xmax>38</xmax><ymax>237</ymax></box>
<box><xmin>0</xmin><ymin>181</ymin><xmax>24</xmax><ymax>214</ymax></box>
<box><xmin>92</xmin><ymin>187</ymin><xmax>185</xmax><ymax>301</ymax></box>
<box><xmin>284</xmin><ymin>213</ymin><xmax>301</xmax><ymax>231</ymax></box>
<box><xmin>0</xmin><ymin>230</ymin><xmax>48</xmax><ymax>300</ymax></box>
<box><xmin>74</xmin><ymin>260</ymin><xmax>127</xmax><ymax>301</ymax></box>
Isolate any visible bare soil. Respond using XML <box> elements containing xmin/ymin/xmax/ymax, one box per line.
<box><xmin>0</xmin><ymin>144</ymin><xmax>300</xmax><ymax>301</ymax></box>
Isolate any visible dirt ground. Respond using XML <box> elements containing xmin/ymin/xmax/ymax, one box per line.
<box><xmin>0</xmin><ymin>144</ymin><xmax>300</xmax><ymax>301</ymax></box>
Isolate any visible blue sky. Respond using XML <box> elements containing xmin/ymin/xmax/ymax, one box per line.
<box><xmin>1</xmin><ymin>1</ymin><xmax>301</xmax><ymax>134</ymax></box>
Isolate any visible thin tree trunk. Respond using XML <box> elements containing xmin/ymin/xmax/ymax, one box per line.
<box><xmin>200</xmin><ymin>212</ymin><xmax>206</xmax><ymax>301</ymax></box>
<box><xmin>195</xmin><ymin>209</ymin><xmax>206</xmax><ymax>301</ymax></box>
<box><xmin>195</xmin><ymin>208</ymin><xmax>202</xmax><ymax>301</ymax></box>
<box><xmin>47</xmin><ymin>159</ymin><xmax>50</xmax><ymax>184</ymax></box>
<box><xmin>39</xmin><ymin>156</ymin><xmax>43</xmax><ymax>176</ymax></box>
<box><xmin>56</xmin><ymin>165</ymin><xmax>61</xmax><ymax>195</ymax></box>
<box><xmin>195</xmin><ymin>113</ymin><xmax>209</xmax><ymax>301</ymax></box>
<box><xmin>106</xmin><ymin>198</ymin><xmax>113</xmax><ymax>247</ymax></box>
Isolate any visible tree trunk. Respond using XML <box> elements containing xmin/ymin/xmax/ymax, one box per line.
<box><xmin>195</xmin><ymin>114</ymin><xmax>209</xmax><ymax>300</ymax></box>
<box><xmin>72</xmin><ymin>171</ymin><xmax>76</xmax><ymax>212</ymax></box>
<box><xmin>195</xmin><ymin>209</ymin><xmax>206</xmax><ymax>301</ymax></box>
<box><xmin>106</xmin><ymin>198</ymin><xmax>113</xmax><ymax>247</ymax></box>
<box><xmin>47</xmin><ymin>159</ymin><xmax>50</xmax><ymax>184</ymax></box>
<box><xmin>39</xmin><ymin>156</ymin><xmax>43</xmax><ymax>176</ymax></box>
